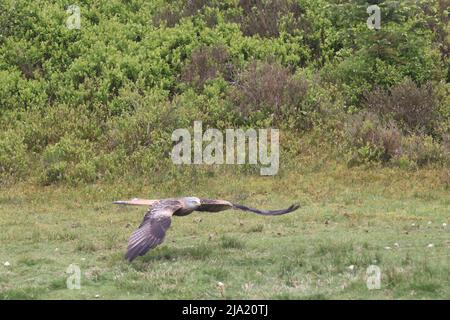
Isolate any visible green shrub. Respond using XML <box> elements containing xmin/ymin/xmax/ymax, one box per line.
<box><xmin>42</xmin><ymin>136</ymin><xmax>93</xmax><ymax>166</ymax></box>
<box><xmin>345</xmin><ymin>112</ymin><xmax>402</xmax><ymax>165</ymax></box>
<box><xmin>39</xmin><ymin>136</ymin><xmax>96</xmax><ymax>185</ymax></box>
<box><xmin>103</xmin><ymin>101</ymin><xmax>180</xmax><ymax>156</ymax></box>
<box><xmin>39</xmin><ymin>161</ymin><xmax>67</xmax><ymax>185</ymax></box>
<box><xmin>435</xmin><ymin>82</ymin><xmax>450</xmax><ymax>123</ymax></box>
<box><xmin>322</xmin><ymin>3</ymin><xmax>445</xmax><ymax>106</ymax></box>
<box><xmin>401</xmin><ymin>134</ymin><xmax>448</xmax><ymax>167</ymax></box>
<box><xmin>0</xmin><ymin>130</ymin><xmax>28</xmax><ymax>179</ymax></box>
<box><xmin>0</xmin><ymin>69</ymin><xmax>47</xmax><ymax>111</ymax></box>
<box><xmin>69</xmin><ymin>160</ymin><xmax>97</xmax><ymax>185</ymax></box>
<box><xmin>21</xmin><ymin>103</ymin><xmax>106</xmax><ymax>153</ymax></box>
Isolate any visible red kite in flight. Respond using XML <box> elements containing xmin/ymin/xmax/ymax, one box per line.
<box><xmin>114</xmin><ymin>197</ymin><xmax>299</xmax><ymax>261</ymax></box>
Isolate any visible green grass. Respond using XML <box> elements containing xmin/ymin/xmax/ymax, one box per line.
<box><xmin>0</xmin><ymin>164</ymin><xmax>449</xmax><ymax>299</ymax></box>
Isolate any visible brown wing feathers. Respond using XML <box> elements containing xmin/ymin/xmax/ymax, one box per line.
<box><xmin>125</xmin><ymin>201</ymin><xmax>180</xmax><ymax>262</ymax></box>
<box><xmin>198</xmin><ymin>198</ymin><xmax>299</xmax><ymax>215</ymax></box>
<box><xmin>197</xmin><ymin>199</ymin><xmax>233</xmax><ymax>212</ymax></box>
<box><xmin>125</xmin><ymin>215</ymin><xmax>172</xmax><ymax>261</ymax></box>
<box><xmin>232</xmin><ymin>203</ymin><xmax>300</xmax><ymax>215</ymax></box>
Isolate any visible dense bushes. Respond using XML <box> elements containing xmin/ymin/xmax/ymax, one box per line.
<box><xmin>320</xmin><ymin>1</ymin><xmax>445</xmax><ymax>106</ymax></box>
<box><xmin>236</xmin><ymin>0</ymin><xmax>311</xmax><ymax>38</ymax></box>
<box><xmin>0</xmin><ymin>0</ymin><xmax>448</xmax><ymax>185</ymax></box>
<box><xmin>345</xmin><ymin>112</ymin><xmax>402</xmax><ymax>165</ymax></box>
<box><xmin>229</xmin><ymin>61</ymin><xmax>315</xmax><ymax>129</ymax></box>
<box><xmin>180</xmin><ymin>44</ymin><xmax>234</xmax><ymax>91</ymax></box>
<box><xmin>40</xmin><ymin>136</ymin><xmax>96</xmax><ymax>185</ymax></box>
<box><xmin>362</xmin><ymin>79</ymin><xmax>439</xmax><ymax>135</ymax></box>
<box><xmin>0</xmin><ymin>130</ymin><xmax>28</xmax><ymax>179</ymax></box>
<box><xmin>345</xmin><ymin>77</ymin><xmax>449</xmax><ymax>167</ymax></box>
<box><xmin>401</xmin><ymin>134</ymin><xmax>447</xmax><ymax>167</ymax></box>
<box><xmin>345</xmin><ymin>110</ymin><xmax>449</xmax><ymax>167</ymax></box>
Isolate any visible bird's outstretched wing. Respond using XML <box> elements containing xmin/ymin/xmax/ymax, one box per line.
<box><xmin>125</xmin><ymin>200</ymin><xmax>181</xmax><ymax>262</ymax></box>
<box><xmin>113</xmin><ymin>198</ymin><xmax>158</xmax><ymax>206</ymax></box>
<box><xmin>232</xmin><ymin>203</ymin><xmax>300</xmax><ymax>215</ymax></box>
<box><xmin>197</xmin><ymin>199</ymin><xmax>233</xmax><ymax>212</ymax></box>
<box><xmin>197</xmin><ymin>198</ymin><xmax>300</xmax><ymax>216</ymax></box>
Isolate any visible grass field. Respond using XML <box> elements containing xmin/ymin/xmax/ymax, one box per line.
<box><xmin>0</xmin><ymin>164</ymin><xmax>449</xmax><ymax>299</ymax></box>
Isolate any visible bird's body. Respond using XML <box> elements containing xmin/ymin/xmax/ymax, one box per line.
<box><xmin>113</xmin><ymin>197</ymin><xmax>299</xmax><ymax>262</ymax></box>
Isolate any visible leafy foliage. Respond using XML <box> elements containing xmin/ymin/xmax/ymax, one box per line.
<box><xmin>0</xmin><ymin>0</ymin><xmax>448</xmax><ymax>184</ymax></box>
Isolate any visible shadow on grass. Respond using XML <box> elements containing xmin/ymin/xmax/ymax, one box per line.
<box><xmin>135</xmin><ymin>243</ymin><xmax>216</xmax><ymax>264</ymax></box>
<box><xmin>127</xmin><ymin>235</ymin><xmax>246</xmax><ymax>266</ymax></box>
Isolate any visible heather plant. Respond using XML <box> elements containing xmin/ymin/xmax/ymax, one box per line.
<box><xmin>180</xmin><ymin>44</ymin><xmax>234</xmax><ymax>91</ymax></box>
<box><xmin>229</xmin><ymin>61</ymin><xmax>316</xmax><ymax>130</ymax></box>
<box><xmin>362</xmin><ymin>79</ymin><xmax>439</xmax><ymax>135</ymax></box>
<box><xmin>345</xmin><ymin>112</ymin><xmax>402</xmax><ymax>165</ymax></box>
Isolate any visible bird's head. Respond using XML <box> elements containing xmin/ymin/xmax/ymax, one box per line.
<box><xmin>184</xmin><ymin>197</ymin><xmax>201</xmax><ymax>209</ymax></box>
